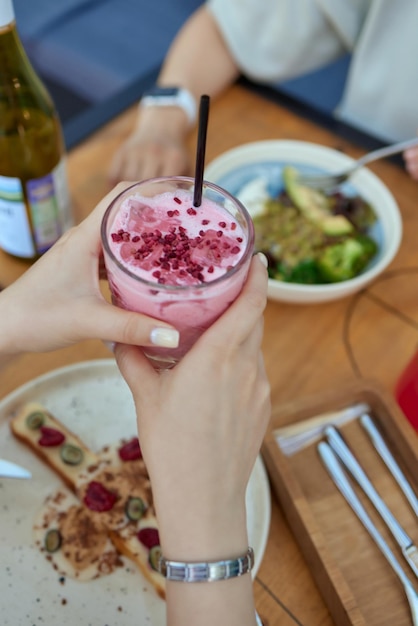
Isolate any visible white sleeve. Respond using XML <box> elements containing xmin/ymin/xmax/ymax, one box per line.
<box><xmin>206</xmin><ymin>0</ymin><xmax>350</xmax><ymax>82</ymax></box>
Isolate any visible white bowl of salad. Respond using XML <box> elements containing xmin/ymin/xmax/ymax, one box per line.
<box><xmin>205</xmin><ymin>140</ymin><xmax>402</xmax><ymax>304</ymax></box>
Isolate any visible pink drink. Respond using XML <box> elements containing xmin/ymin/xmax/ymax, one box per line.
<box><xmin>101</xmin><ymin>177</ymin><xmax>254</xmax><ymax>369</ymax></box>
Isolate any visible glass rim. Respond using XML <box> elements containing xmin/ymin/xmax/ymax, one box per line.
<box><xmin>100</xmin><ymin>176</ymin><xmax>255</xmax><ymax>292</ymax></box>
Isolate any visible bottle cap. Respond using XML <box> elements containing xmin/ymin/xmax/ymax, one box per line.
<box><xmin>0</xmin><ymin>0</ymin><xmax>14</xmax><ymax>28</ymax></box>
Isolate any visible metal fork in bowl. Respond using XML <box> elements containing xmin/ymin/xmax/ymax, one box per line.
<box><xmin>297</xmin><ymin>137</ymin><xmax>418</xmax><ymax>191</ymax></box>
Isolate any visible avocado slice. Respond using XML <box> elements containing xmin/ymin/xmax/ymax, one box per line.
<box><xmin>283</xmin><ymin>166</ymin><xmax>353</xmax><ymax>236</ymax></box>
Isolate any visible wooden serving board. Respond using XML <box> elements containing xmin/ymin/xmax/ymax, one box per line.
<box><xmin>262</xmin><ymin>380</ymin><xmax>418</xmax><ymax>626</ymax></box>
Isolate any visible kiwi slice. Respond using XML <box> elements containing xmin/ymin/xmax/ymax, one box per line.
<box><xmin>125</xmin><ymin>496</ymin><xmax>146</xmax><ymax>521</ymax></box>
<box><xmin>60</xmin><ymin>443</ymin><xmax>84</xmax><ymax>466</ymax></box>
<box><xmin>149</xmin><ymin>545</ymin><xmax>162</xmax><ymax>572</ymax></box>
<box><xmin>45</xmin><ymin>529</ymin><xmax>62</xmax><ymax>553</ymax></box>
<box><xmin>25</xmin><ymin>411</ymin><xmax>45</xmax><ymax>430</ymax></box>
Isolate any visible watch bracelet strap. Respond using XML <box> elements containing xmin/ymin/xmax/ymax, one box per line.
<box><xmin>158</xmin><ymin>546</ymin><xmax>254</xmax><ymax>582</ymax></box>
<box><xmin>140</xmin><ymin>87</ymin><xmax>197</xmax><ymax>127</ymax></box>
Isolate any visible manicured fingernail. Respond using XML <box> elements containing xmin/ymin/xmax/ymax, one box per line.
<box><xmin>257</xmin><ymin>252</ymin><xmax>268</xmax><ymax>268</ymax></box>
<box><xmin>103</xmin><ymin>341</ymin><xmax>116</xmax><ymax>353</ymax></box>
<box><xmin>150</xmin><ymin>327</ymin><xmax>180</xmax><ymax>348</ymax></box>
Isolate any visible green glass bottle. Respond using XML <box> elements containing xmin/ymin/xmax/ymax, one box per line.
<box><xmin>0</xmin><ymin>0</ymin><xmax>72</xmax><ymax>259</ymax></box>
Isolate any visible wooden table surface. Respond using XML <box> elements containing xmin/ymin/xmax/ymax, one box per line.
<box><xmin>1</xmin><ymin>84</ymin><xmax>418</xmax><ymax>625</ymax></box>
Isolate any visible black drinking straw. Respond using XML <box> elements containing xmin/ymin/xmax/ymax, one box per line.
<box><xmin>193</xmin><ymin>94</ymin><xmax>210</xmax><ymax>207</ymax></box>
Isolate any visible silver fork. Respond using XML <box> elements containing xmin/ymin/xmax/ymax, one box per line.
<box><xmin>324</xmin><ymin>425</ymin><xmax>418</xmax><ymax>578</ymax></box>
<box><xmin>359</xmin><ymin>414</ymin><xmax>418</xmax><ymax>517</ymax></box>
<box><xmin>297</xmin><ymin>137</ymin><xmax>418</xmax><ymax>191</ymax></box>
<box><xmin>318</xmin><ymin>442</ymin><xmax>418</xmax><ymax>626</ymax></box>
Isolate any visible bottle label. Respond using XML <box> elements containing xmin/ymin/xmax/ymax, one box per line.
<box><xmin>0</xmin><ymin>159</ymin><xmax>72</xmax><ymax>258</ymax></box>
<box><xmin>0</xmin><ymin>175</ymin><xmax>35</xmax><ymax>257</ymax></box>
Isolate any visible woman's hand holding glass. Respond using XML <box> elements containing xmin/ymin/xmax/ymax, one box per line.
<box><xmin>0</xmin><ymin>184</ymin><xmax>179</xmax><ymax>365</ymax></box>
<box><xmin>115</xmin><ymin>253</ymin><xmax>270</xmax><ymax>626</ymax></box>
<box><xmin>115</xmin><ymin>253</ymin><xmax>270</xmax><ymax>555</ymax></box>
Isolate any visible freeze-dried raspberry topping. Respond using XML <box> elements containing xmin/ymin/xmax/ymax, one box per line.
<box><xmin>109</xmin><ymin>196</ymin><xmax>245</xmax><ymax>286</ymax></box>
<box><xmin>83</xmin><ymin>481</ymin><xmax>117</xmax><ymax>512</ymax></box>
<box><xmin>112</xmin><ymin>224</ymin><xmax>241</xmax><ymax>285</ymax></box>
<box><xmin>38</xmin><ymin>426</ymin><xmax>66</xmax><ymax>447</ymax></box>
<box><xmin>118</xmin><ymin>437</ymin><xmax>142</xmax><ymax>461</ymax></box>
<box><xmin>137</xmin><ymin>527</ymin><xmax>160</xmax><ymax>549</ymax></box>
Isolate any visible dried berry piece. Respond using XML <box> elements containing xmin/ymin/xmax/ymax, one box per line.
<box><xmin>45</xmin><ymin>529</ymin><xmax>62</xmax><ymax>553</ymax></box>
<box><xmin>137</xmin><ymin>527</ymin><xmax>160</xmax><ymax>549</ymax></box>
<box><xmin>125</xmin><ymin>496</ymin><xmax>146</xmax><ymax>521</ymax></box>
<box><xmin>83</xmin><ymin>481</ymin><xmax>117</xmax><ymax>512</ymax></box>
<box><xmin>38</xmin><ymin>426</ymin><xmax>65</xmax><ymax>447</ymax></box>
<box><xmin>118</xmin><ymin>438</ymin><xmax>142</xmax><ymax>461</ymax></box>
<box><xmin>25</xmin><ymin>411</ymin><xmax>45</xmax><ymax>430</ymax></box>
<box><xmin>60</xmin><ymin>443</ymin><xmax>84</xmax><ymax>466</ymax></box>
<box><xmin>149</xmin><ymin>545</ymin><xmax>162</xmax><ymax>572</ymax></box>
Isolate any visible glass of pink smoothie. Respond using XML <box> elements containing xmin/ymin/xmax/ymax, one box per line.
<box><xmin>101</xmin><ymin>176</ymin><xmax>254</xmax><ymax>369</ymax></box>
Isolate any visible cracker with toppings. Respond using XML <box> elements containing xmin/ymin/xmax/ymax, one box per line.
<box><xmin>33</xmin><ymin>488</ymin><xmax>123</xmax><ymax>581</ymax></box>
<box><xmin>10</xmin><ymin>401</ymin><xmax>100</xmax><ymax>490</ymax></box>
<box><xmin>9</xmin><ymin>401</ymin><xmax>166</xmax><ymax>599</ymax></box>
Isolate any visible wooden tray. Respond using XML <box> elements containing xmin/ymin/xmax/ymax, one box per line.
<box><xmin>262</xmin><ymin>379</ymin><xmax>418</xmax><ymax>626</ymax></box>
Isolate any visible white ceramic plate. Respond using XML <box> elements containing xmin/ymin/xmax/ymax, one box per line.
<box><xmin>205</xmin><ymin>140</ymin><xmax>402</xmax><ymax>304</ymax></box>
<box><xmin>0</xmin><ymin>359</ymin><xmax>271</xmax><ymax>625</ymax></box>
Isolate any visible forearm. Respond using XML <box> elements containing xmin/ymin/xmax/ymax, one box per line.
<box><xmin>158</xmin><ymin>6</ymin><xmax>240</xmax><ymax>103</ymax></box>
<box><xmin>160</xmin><ymin>510</ymin><xmax>256</xmax><ymax>626</ymax></box>
<box><xmin>154</xmin><ymin>483</ymin><xmax>257</xmax><ymax>626</ymax></box>
<box><xmin>134</xmin><ymin>6</ymin><xmax>240</xmax><ymax>139</ymax></box>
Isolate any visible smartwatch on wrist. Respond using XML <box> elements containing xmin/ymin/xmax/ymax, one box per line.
<box><xmin>140</xmin><ymin>86</ymin><xmax>197</xmax><ymax>127</ymax></box>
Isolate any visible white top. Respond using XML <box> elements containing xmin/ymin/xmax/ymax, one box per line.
<box><xmin>0</xmin><ymin>0</ymin><xmax>14</xmax><ymax>28</ymax></box>
<box><xmin>207</xmin><ymin>0</ymin><xmax>418</xmax><ymax>143</ymax></box>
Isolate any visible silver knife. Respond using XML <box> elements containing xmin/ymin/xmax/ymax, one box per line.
<box><xmin>0</xmin><ymin>458</ymin><xmax>32</xmax><ymax>479</ymax></box>
<box><xmin>324</xmin><ymin>425</ymin><xmax>418</xmax><ymax>579</ymax></box>
<box><xmin>318</xmin><ymin>442</ymin><xmax>418</xmax><ymax>626</ymax></box>
<box><xmin>360</xmin><ymin>413</ymin><xmax>418</xmax><ymax>517</ymax></box>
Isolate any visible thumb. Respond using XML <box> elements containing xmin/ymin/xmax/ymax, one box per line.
<box><xmin>82</xmin><ymin>299</ymin><xmax>180</xmax><ymax>349</ymax></box>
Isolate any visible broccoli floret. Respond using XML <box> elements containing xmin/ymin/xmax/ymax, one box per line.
<box><xmin>317</xmin><ymin>235</ymin><xmax>378</xmax><ymax>283</ymax></box>
<box><xmin>272</xmin><ymin>259</ymin><xmax>323</xmax><ymax>284</ymax></box>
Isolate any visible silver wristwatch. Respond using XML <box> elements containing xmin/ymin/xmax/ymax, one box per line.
<box><xmin>140</xmin><ymin>86</ymin><xmax>197</xmax><ymax>126</ymax></box>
